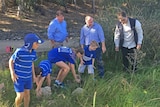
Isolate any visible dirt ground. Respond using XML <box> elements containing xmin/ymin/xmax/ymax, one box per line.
<box><xmin>0</xmin><ymin>1</ymin><xmax>99</xmax><ymax>70</ymax></box>
<box><xmin>0</xmin><ymin>1</ymin><xmax>97</xmax><ymax>40</ymax></box>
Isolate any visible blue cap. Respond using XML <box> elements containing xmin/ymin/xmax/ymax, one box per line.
<box><xmin>24</xmin><ymin>33</ymin><xmax>44</xmax><ymax>50</ymax></box>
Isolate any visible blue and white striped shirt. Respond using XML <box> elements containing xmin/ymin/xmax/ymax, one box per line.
<box><xmin>39</xmin><ymin>60</ymin><xmax>52</xmax><ymax>77</ymax></box>
<box><xmin>11</xmin><ymin>47</ymin><xmax>37</xmax><ymax>80</ymax></box>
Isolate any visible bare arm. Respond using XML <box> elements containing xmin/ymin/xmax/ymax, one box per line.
<box><xmin>101</xmin><ymin>41</ymin><xmax>106</xmax><ymax>53</ymax></box>
<box><xmin>92</xmin><ymin>58</ymin><xmax>96</xmax><ymax>69</ymax></box>
<box><xmin>32</xmin><ymin>63</ymin><xmax>37</xmax><ymax>83</ymax></box>
<box><xmin>81</xmin><ymin>44</ymin><xmax>84</xmax><ymax>49</ymax></box>
<box><xmin>36</xmin><ymin>77</ymin><xmax>45</xmax><ymax>91</ymax></box>
<box><xmin>9</xmin><ymin>58</ymin><xmax>18</xmax><ymax>82</ymax></box>
<box><xmin>36</xmin><ymin>76</ymin><xmax>45</xmax><ymax>97</ymax></box>
<box><xmin>69</xmin><ymin>63</ymin><xmax>80</xmax><ymax>83</ymax></box>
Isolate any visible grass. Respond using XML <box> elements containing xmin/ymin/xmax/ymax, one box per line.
<box><xmin>1</xmin><ymin>64</ymin><xmax>160</xmax><ymax>107</ymax></box>
<box><xmin>1</xmin><ymin>0</ymin><xmax>160</xmax><ymax>106</ymax></box>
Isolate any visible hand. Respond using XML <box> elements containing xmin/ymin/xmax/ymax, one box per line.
<box><xmin>11</xmin><ymin>73</ymin><xmax>18</xmax><ymax>83</ymax></box>
<box><xmin>50</xmin><ymin>40</ymin><xmax>55</xmax><ymax>48</ymax></box>
<box><xmin>93</xmin><ymin>65</ymin><xmax>96</xmax><ymax>69</ymax></box>
<box><xmin>115</xmin><ymin>47</ymin><xmax>119</xmax><ymax>51</ymax></box>
<box><xmin>33</xmin><ymin>76</ymin><xmax>37</xmax><ymax>83</ymax></box>
<box><xmin>80</xmin><ymin>61</ymin><xmax>84</xmax><ymax>65</ymax></box>
<box><xmin>75</xmin><ymin>74</ymin><xmax>81</xmax><ymax>83</ymax></box>
<box><xmin>102</xmin><ymin>46</ymin><xmax>106</xmax><ymax>53</ymax></box>
<box><xmin>136</xmin><ymin>44</ymin><xmax>141</xmax><ymax>50</ymax></box>
<box><xmin>66</xmin><ymin>37</ymin><xmax>69</xmax><ymax>43</ymax></box>
<box><xmin>36</xmin><ymin>88</ymin><xmax>42</xmax><ymax>97</ymax></box>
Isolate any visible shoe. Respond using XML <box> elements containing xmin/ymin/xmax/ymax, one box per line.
<box><xmin>59</xmin><ymin>83</ymin><xmax>65</xmax><ymax>88</ymax></box>
<box><xmin>53</xmin><ymin>81</ymin><xmax>65</xmax><ymax>89</ymax></box>
<box><xmin>53</xmin><ymin>81</ymin><xmax>60</xmax><ymax>88</ymax></box>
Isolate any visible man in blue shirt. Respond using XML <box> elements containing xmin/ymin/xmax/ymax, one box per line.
<box><xmin>9</xmin><ymin>33</ymin><xmax>43</xmax><ymax>107</ymax></box>
<box><xmin>80</xmin><ymin>15</ymin><xmax>106</xmax><ymax>78</ymax></box>
<box><xmin>47</xmin><ymin>10</ymin><xmax>68</xmax><ymax>48</ymax></box>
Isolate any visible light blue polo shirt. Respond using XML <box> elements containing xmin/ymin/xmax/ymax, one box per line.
<box><xmin>80</xmin><ymin>22</ymin><xmax>105</xmax><ymax>46</ymax></box>
<box><xmin>47</xmin><ymin>18</ymin><xmax>68</xmax><ymax>42</ymax></box>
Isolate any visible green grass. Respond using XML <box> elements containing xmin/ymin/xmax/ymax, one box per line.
<box><xmin>1</xmin><ymin>1</ymin><xmax>160</xmax><ymax>106</ymax></box>
<box><xmin>1</xmin><ymin>64</ymin><xmax>160</xmax><ymax>107</ymax></box>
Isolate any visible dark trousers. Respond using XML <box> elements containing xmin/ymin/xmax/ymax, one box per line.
<box><xmin>121</xmin><ymin>47</ymin><xmax>137</xmax><ymax>72</ymax></box>
<box><xmin>95</xmin><ymin>47</ymin><xmax>105</xmax><ymax>77</ymax></box>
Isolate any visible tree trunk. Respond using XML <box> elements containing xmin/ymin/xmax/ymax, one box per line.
<box><xmin>17</xmin><ymin>0</ymin><xmax>24</xmax><ymax>18</ymax></box>
<box><xmin>0</xmin><ymin>0</ymin><xmax>6</xmax><ymax>13</ymax></box>
<box><xmin>92</xmin><ymin>0</ymin><xmax>95</xmax><ymax>13</ymax></box>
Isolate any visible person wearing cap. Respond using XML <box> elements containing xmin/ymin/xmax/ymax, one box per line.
<box><xmin>80</xmin><ymin>15</ymin><xmax>106</xmax><ymax>78</ymax></box>
<box><xmin>48</xmin><ymin>46</ymin><xmax>83</xmax><ymax>88</ymax></box>
<box><xmin>9</xmin><ymin>33</ymin><xmax>43</xmax><ymax>107</ymax></box>
<box><xmin>47</xmin><ymin>10</ymin><xmax>68</xmax><ymax>48</ymax></box>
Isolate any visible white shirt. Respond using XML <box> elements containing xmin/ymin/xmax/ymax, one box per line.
<box><xmin>114</xmin><ymin>19</ymin><xmax>143</xmax><ymax>49</ymax></box>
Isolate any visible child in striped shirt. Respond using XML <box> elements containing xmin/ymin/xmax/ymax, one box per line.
<box><xmin>9</xmin><ymin>33</ymin><xmax>43</xmax><ymax>107</ymax></box>
<box><xmin>35</xmin><ymin>60</ymin><xmax>52</xmax><ymax>97</ymax></box>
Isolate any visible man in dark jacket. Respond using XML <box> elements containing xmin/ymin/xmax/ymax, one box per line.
<box><xmin>114</xmin><ymin>11</ymin><xmax>143</xmax><ymax>72</ymax></box>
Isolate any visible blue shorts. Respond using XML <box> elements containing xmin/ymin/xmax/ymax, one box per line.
<box><xmin>14</xmin><ymin>78</ymin><xmax>32</xmax><ymax>92</ymax></box>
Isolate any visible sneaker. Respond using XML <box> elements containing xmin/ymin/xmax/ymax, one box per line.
<box><xmin>53</xmin><ymin>81</ymin><xmax>65</xmax><ymax>89</ymax></box>
<box><xmin>59</xmin><ymin>83</ymin><xmax>65</xmax><ymax>88</ymax></box>
<box><xmin>53</xmin><ymin>81</ymin><xmax>60</xmax><ymax>88</ymax></box>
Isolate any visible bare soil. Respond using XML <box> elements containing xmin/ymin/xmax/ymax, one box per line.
<box><xmin>0</xmin><ymin>1</ymin><xmax>97</xmax><ymax>40</ymax></box>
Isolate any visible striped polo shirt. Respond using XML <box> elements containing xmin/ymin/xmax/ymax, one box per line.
<box><xmin>39</xmin><ymin>60</ymin><xmax>52</xmax><ymax>77</ymax></box>
<box><xmin>11</xmin><ymin>47</ymin><xmax>37</xmax><ymax>81</ymax></box>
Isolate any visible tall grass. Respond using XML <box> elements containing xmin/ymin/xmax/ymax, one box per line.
<box><xmin>1</xmin><ymin>65</ymin><xmax>160</xmax><ymax>107</ymax></box>
<box><xmin>96</xmin><ymin>0</ymin><xmax>160</xmax><ymax>66</ymax></box>
<box><xmin>1</xmin><ymin>0</ymin><xmax>160</xmax><ymax>107</ymax></box>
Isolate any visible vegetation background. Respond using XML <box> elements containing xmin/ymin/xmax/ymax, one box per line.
<box><xmin>0</xmin><ymin>0</ymin><xmax>160</xmax><ymax>107</ymax></box>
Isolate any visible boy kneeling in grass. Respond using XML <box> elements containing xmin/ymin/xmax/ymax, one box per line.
<box><xmin>35</xmin><ymin>60</ymin><xmax>52</xmax><ymax>97</ymax></box>
<box><xmin>48</xmin><ymin>46</ymin><xmax>84</xmax><ymax>88</ymax></box>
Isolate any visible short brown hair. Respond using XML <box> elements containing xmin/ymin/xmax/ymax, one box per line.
<box><xmin>56</xmin><ymin>10</ymin><xmax>64</xmax><ymax>16</ymax></box>
<box><xmin>35</xmin><ymin>66</ymin><xmax>43</xmax><ymax>76</ymax></box>
<box><xmin>90</xmin><ymin>40</ymin><xmax>99</xmax><ymax>47</ymax></box>
<box><xmin>117</xmin><ymin>11</ymin><xmax>127</xmax><ymax>17</ymax></box>
<box><xmin>74</xmin><ymin>47</ymin><xmax>84</xmax><ymax>55</ymax></box>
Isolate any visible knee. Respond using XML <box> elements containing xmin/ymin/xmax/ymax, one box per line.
<box><xmin>16</xmin><ymin>93</ymin><xmax>24</xmax><ymax>100</ymax></box>
<box><xmin>64</xmin><ymin>66</ymin><xmax>70</xmax><ymax>72</ymax></box>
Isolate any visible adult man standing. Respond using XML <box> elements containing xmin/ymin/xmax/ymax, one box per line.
<box><xmin>114</xmin><ymin>11</ymin><xmax>143</xmax><ymax>72</ymax></box>
<box><xmin>80</xmin><ymin>15</ymin><xmax>106</xmax><ymax>78</ymax></box>
<box><xmin>47</xmin><ymin>10</ymin><xmax>68</xmax><ymax>48</ymax></box>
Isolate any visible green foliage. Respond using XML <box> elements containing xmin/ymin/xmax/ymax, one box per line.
<box><xmin>97</xmin><ymin>0</ymin><xmax>160</xmax><ymax>65</ymax></box>
<box><xmin>1</xmin><ymin>65</ymin><xmax>160</xmax><ymax>107</ymax></box>
<box><xmin>1</xmin><ymin>0</ymin><xmax>160</xmax><ymax>106</ymax></box>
